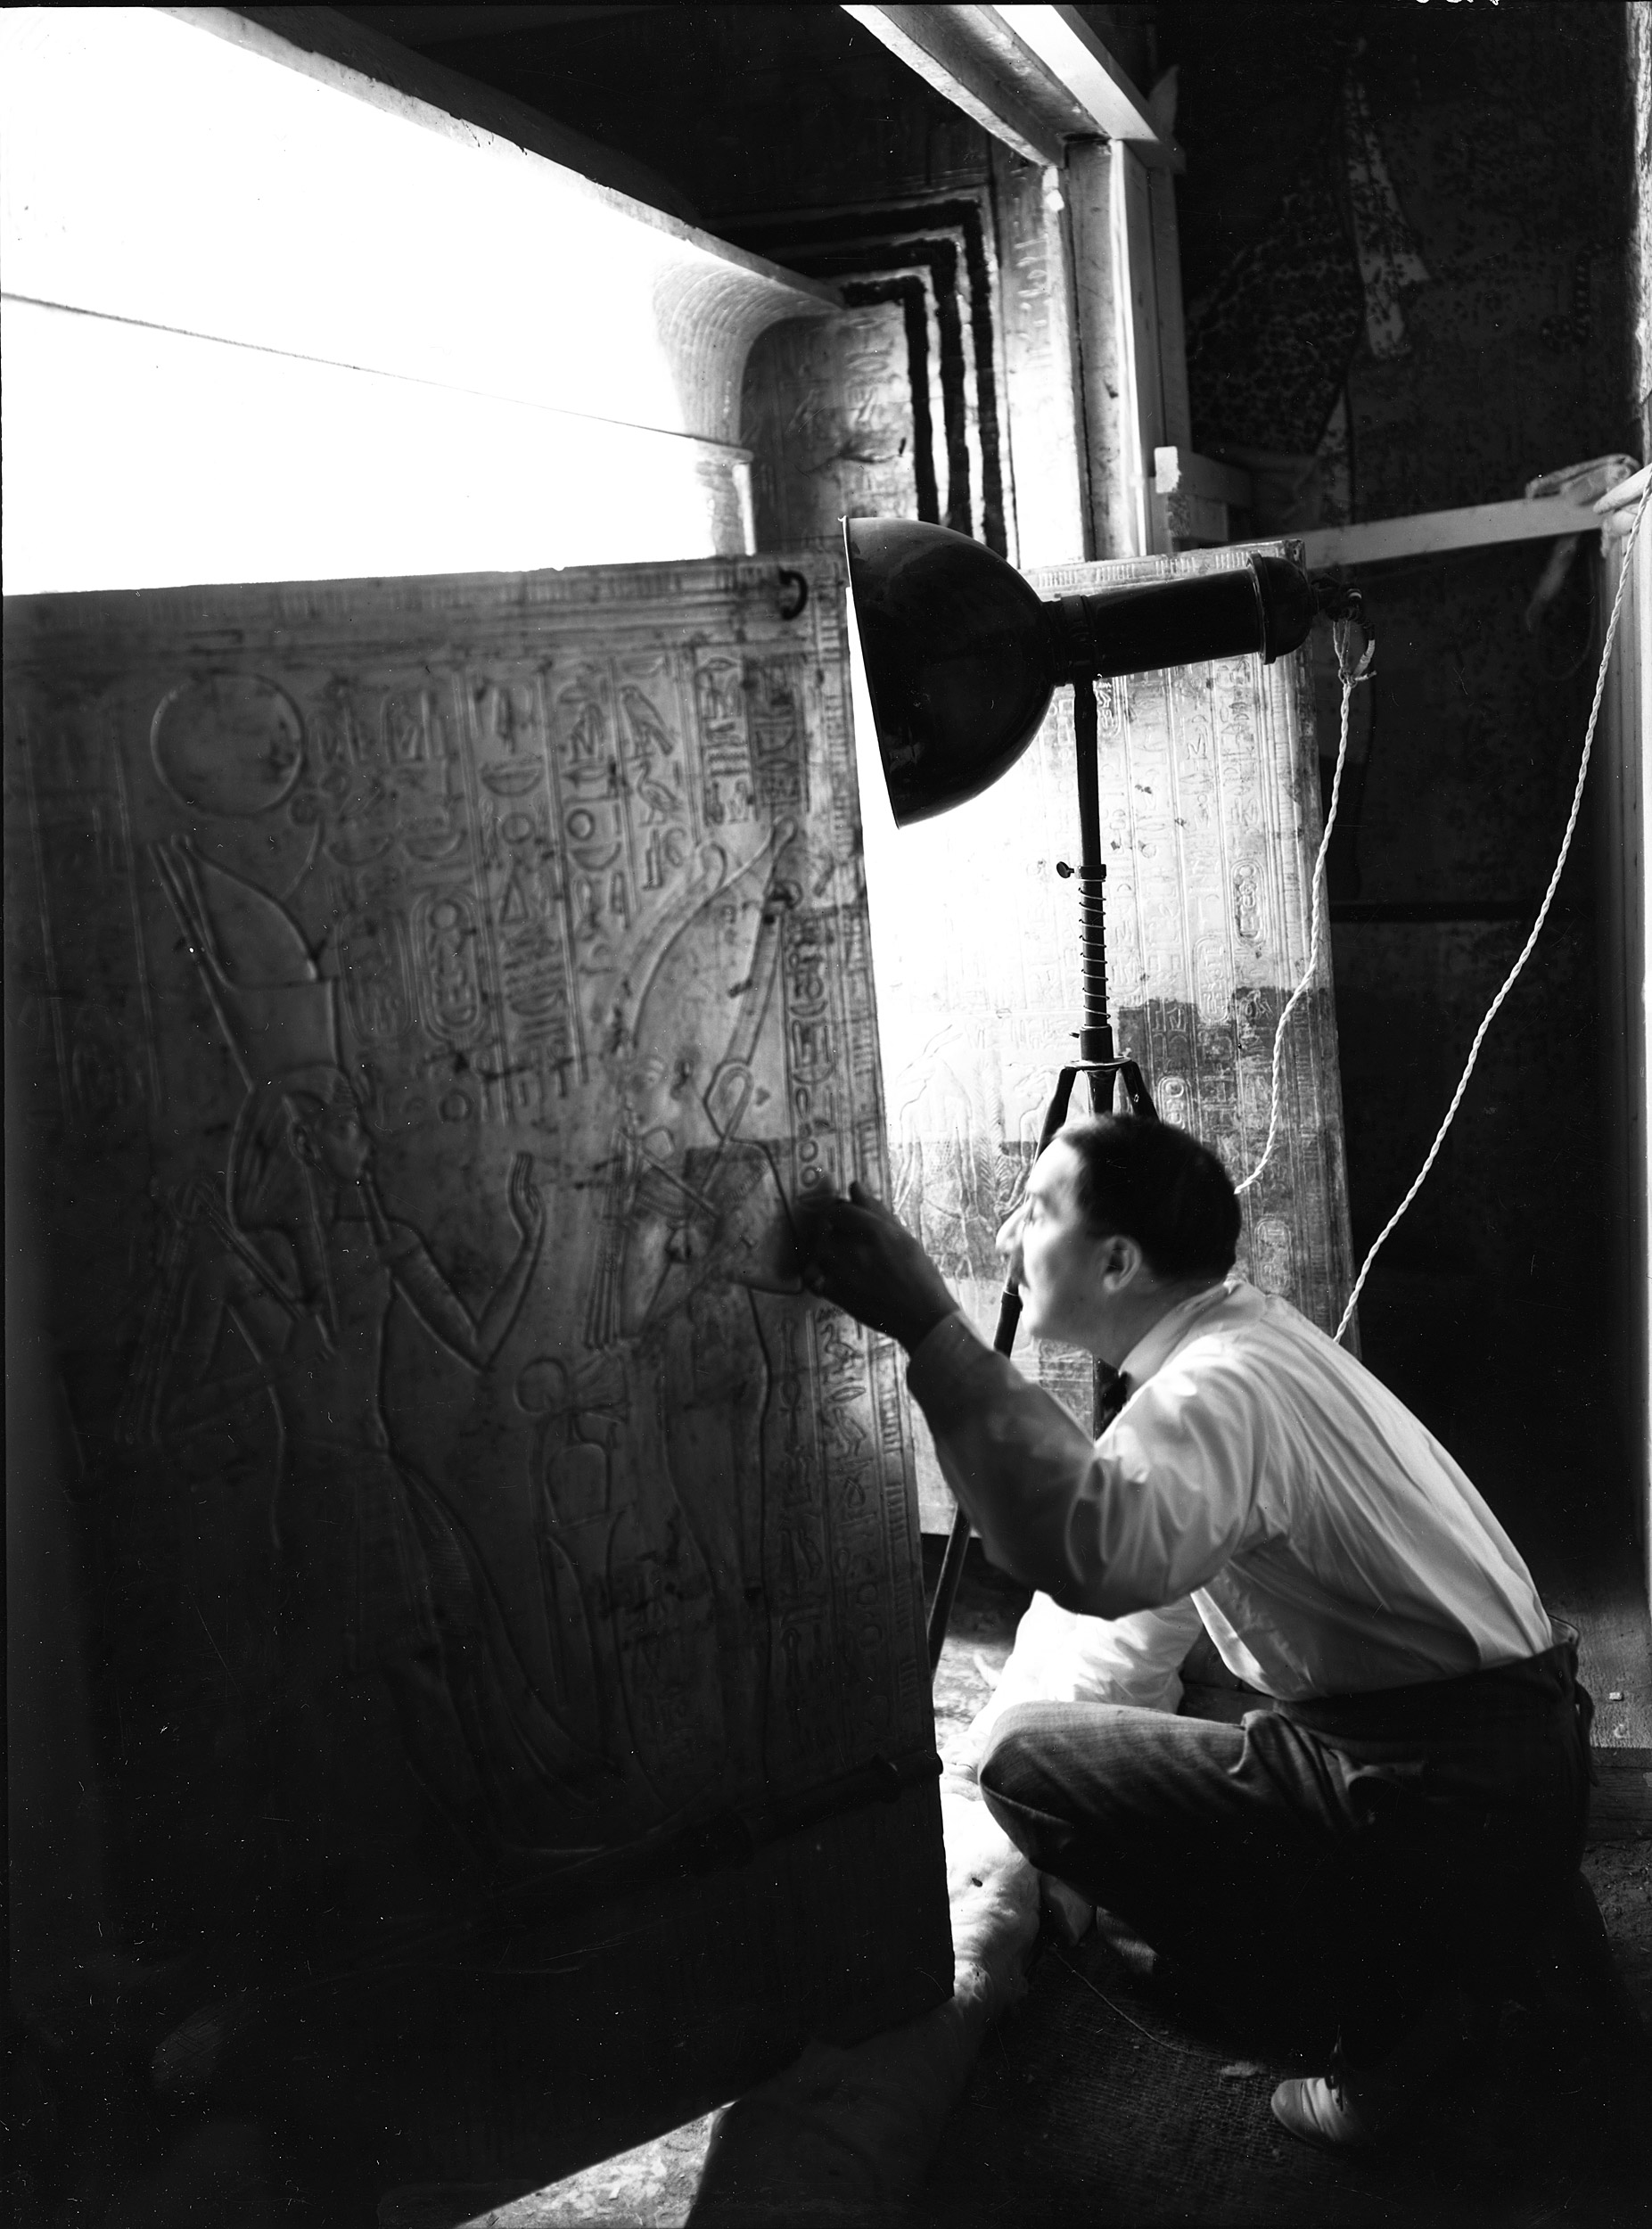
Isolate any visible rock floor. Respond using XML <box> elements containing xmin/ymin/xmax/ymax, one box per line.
<box><xmin>398</xmin><ymin>1541</ymin><xmax>1649</xmax><ymax>2229</ymax></box>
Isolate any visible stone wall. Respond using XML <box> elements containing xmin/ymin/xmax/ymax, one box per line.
<box><xmin>1160</xmin><ymin>0</ymin><xmax>1639</xmax><ymax>1550</ymax></box>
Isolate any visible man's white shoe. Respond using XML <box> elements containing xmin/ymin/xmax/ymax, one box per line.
<box><xmin>1270</xmin><ymin>2071</ymin><xmax>1389</xmax><ymax>2151</ymax></box>
<box><xmin>1270</xmin><ymin>1989</ymin><xmax>1482</xmax><ymax>2151</ymax></box>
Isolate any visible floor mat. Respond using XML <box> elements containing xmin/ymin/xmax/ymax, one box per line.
<box><xmin>910</xmin><ymin>1902</ymin><xmax>1652</xmax><ymax>2229</ymax></box>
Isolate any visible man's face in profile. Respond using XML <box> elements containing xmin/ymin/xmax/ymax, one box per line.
<box><xmin>999</xmin><ymin>1138</ymin><xmax>1115</xmax><ymax>1355</ymax></box>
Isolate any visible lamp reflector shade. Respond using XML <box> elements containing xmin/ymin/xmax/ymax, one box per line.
<box><xmin>843</xmin><ymin>519</ymin><xmax>1319</xmax><ymax>827</ymax></box>
<box><xmin>844</xmin><ymin>519</ymin><xmax>1056</xmax><ymax>827</ymax></box>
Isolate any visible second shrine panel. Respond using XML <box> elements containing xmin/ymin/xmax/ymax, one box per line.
<box><xmin>4</xmin><ymin>551</ymin><xmax>948</xmax><ymax>2180</ymax></box>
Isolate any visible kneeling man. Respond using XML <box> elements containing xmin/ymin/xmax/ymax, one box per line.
<box><xmin>797</xmin><ymin>1116</ymin><xmax>1590</xmax><ymax>2150</ymax></box>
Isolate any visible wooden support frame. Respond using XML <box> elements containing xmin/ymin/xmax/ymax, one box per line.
<box><xmin>840</xmin><ymin>4</ymin><xmax>1069</xmax><ymax>167</ymax></box>
<box><xmin>998</xmin><ymin>4</ymin><xmax>1176</xmax><ymax>157</ymax></box>
<box><xmin>1296</xmin><ymin>494</ymin><xmax>1608</xmax><ymax>571</ymax></box>
<box><xmin>1153</xmin><ymin>445</ymin><xmax>1253</xmax><ymax>550</ymax></box>
<box><xmin>1596</xmin><ymin>468</ymin><xmax>1652</xmax><ymax>1618</ymax></box>
<box><xmin>1110</xmin><ymin>144</ymin><xmax>1192</xmax><ymax>555</ymax></box>
<box><xmin>1588</xmin><ymin>1748</ymin><xmax>1652</xmax><ymax>1839</ymax></box>
<box><xmin>841</xmin><ymin>5</ymin><xmax>1174</xmax><ymax>168</ymax></box>
<box><xmin>840</xmin><ymin>6</ymin><xmax>1187</xmax><ymax>563</ymax></box>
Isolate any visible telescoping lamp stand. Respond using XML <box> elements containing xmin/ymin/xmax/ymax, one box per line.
<box><xmin>842</xmin><ymin>519</ymin><xmax>1327</xmax><ymax>1674</ymax></box>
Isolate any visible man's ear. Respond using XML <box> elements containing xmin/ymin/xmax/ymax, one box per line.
<box><xmin>287</xmin><ymin>1116</ymin><xmax>319</xmax><ymax>1168</ymax></box>
<box><xmin>1102</xmin><ymin>1233</ymin><xmax>1147</xmax><ymax>1287</ymax></box>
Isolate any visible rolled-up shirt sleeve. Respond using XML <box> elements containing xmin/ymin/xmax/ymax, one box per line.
<box><xmin>906</xmin><ymin>1312</ymin><xmax>1264</xmax><ymax>1616</ymax></box>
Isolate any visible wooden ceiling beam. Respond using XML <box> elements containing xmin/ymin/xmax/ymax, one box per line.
<box><xmin>842</xmin><ymin>5</ymin><xmax>1071</xmax><ymax>168</ymax></box>
<box><xmin>1296</xmin><ymin>494</ymin><xmax>1610</xmax><ymax>572</ymax></box>
<box><xmin>1000</xmin><ymin>7</ymin><xmax>1169</xmax><ymax>152</ymax></box>
<box><xmin>843</xmin><ymin>5</ymin><xmax>1172</xmax><ymax>169</ymax></box>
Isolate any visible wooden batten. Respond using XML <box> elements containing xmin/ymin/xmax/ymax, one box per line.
<box><xmin>1296</xmin><ymin>495</ymin><xmax>1608</xmax><ymax>571</ymax></box>
<box><xmin>842</xmin><ymin>4</ymin><xmax>1175</xmax><ymax>171</ymax></box>
<box><xmin>1001</xmin><ymin>4</ymin><xmax>1179</xmax><ymax>161</ymax></box>
<box><xmin>1588</xmin><ymin>1749</ymin><xmax>1652</xmax><ymax>1841</ymax></box>
<box><xmin>840</xmin><ymin>4</ymin><xmax>1071</xmax><ymax>168</ymax></box>
<box><xmin>1594</xmin><ymin>489</ymin><xmax>1652</xmax><ymax>1617</ymax></box>
<box><xmin>1153</xmin><ymin>447</ymin><xmax>1253</xmax><ymax>551</ymax></box>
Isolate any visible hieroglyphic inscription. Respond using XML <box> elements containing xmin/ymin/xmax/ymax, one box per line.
<box><xmin>4</xmin><ymin>554</ymin><xmax>932</xmax><ymax>1970</ymax></box>
<box><xmin>11</xmin><ymin>689</ymin><xmax>162</xmax><ymax>1139</ymax></box>
<box><xmin>743</xmin><ymin>302</ymin><xmax>919</xmax><ymax>554</ymax></box>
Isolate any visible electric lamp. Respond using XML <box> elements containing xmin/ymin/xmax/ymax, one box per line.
<box><xmin>844</xmin><ymin>518</ymin><xmax>1316</xmax><ymax>1075</ymax></box>
<box><xmin>846</xmin><ymin>518</ymin><xmax>1315</xmax><ymax>826</ymax></box>
<box><xmin>842</xmin><ymin>518</ymin><xmax>1322</xmax><ymax>1665</ymax></box>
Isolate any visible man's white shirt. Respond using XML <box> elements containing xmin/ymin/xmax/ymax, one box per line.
<box><xmin>907</xmin><ymin>1274</ymin><xmax>1553</xmax><ymax>1699</ymax></box>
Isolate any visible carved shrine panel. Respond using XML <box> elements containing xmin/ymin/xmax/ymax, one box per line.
<box><xmin>4</xmin><ymin>555</ymin><xmax>947</xmax><ymax>2189</ymax></box>
<box><xmin>859</xmin><ymin>546</ymin><xmax>1358</xmax><ymax>1525</ymax></box>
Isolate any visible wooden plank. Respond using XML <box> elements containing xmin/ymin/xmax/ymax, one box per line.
<box><xmin>1594</xmin><ymin>522</ymin><xmax>1651</xmax><ymax>1613</ymax></box>
<box><xmin>1589</xmin><ymin>1749</ymin><xmax>1652</xmax><ymax>1841</ymax></box>
<box><xmin>1148</xmin><ymin>167</ymin><xmax>1192</xmax><ymax>451</ymax></box>
<box><xmin>1296</xmin><ymin>495</ymin><xmax>1606</xmax><ymax>570</ymax></box>
<box><xmin>840</xmin><ymin>4</ymin><xmax>1066</xmax><ymax>168</ymax></box>
<box><xmin>1153</xmin><ymin>448</ymin><xmax>1252</xmax><ymax>553</ymax></box>
<box><xmin>1112</xmin><ymin>143</ymin><xmax>1160</xmax><ymax>555</ymax></box>
<box><xmin>1637</xmin><ymin>526</ymin><xmax>1652</xmax><ymax>1616</ymax></box>
<box><xmin>843</xmin><ymin>6</ymin><xmax>1176</xmax><ymax>168</ymax></box>
<box><xmin>1580</xmin><ymin>503</ymin><xmax>1652</xmax><ymax>1611</ymax></box>
<box><xmin>3</xmin><ymin>552</ymin><xmax>951</xmax><ymax>2184</ymax></box>
<box><xmin>999</xmin><ymin>4</ymin><xmax>1173</xmax><ymax>155</ymax></box>
<box><xmin>990</xmin><ymin>139</ymin><xmax>1089</xmax><ymax>565</ymax></box>
<box><xmin>1155</xmin><ymin>446</ymin><xmax>1253</xmax><ymax>510</ymax></box>
<box><xmin>1155</xmin><ymin>485</ymin><xmax>1230</xmax><ymax>549</ymax></box>
<box><xmin>1065</xmin><ymin>136</ymin><xmax>1123</xmax><ymax>562</ymax></box>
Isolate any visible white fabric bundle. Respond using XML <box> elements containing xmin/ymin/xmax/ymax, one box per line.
<box><xmin>958</xmin><ymin>1593</ymin><xmax>1204</xmax><ymax>1773</ymax></box>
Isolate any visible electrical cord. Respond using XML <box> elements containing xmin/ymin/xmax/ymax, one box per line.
<box><xmin>1332</xmin><ymin>477</ymin><xmax>1650</xmax><ymax>1344</ymax></box>
<box><xmin>1051</xmin><ymin>1944</ymin><xmax>1213</xmax><ymax>2060</ymax></box>
<box><xmin>1235</xmin><ymin>614</ymin><xmax>1372</xmax><ymax>1203</ymax></box>
<box><xmin>1234</xmin><ymin>477</ymin><xmax>1650</xmax><ymax>1345</ymax></box>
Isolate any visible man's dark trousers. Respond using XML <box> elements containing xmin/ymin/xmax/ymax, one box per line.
<box><xmin>978</xmin><ymin>1638</ymin><xmax>1590</xmax><ymax>2065</ymax></box>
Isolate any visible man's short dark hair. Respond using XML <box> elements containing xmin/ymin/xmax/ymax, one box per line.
<box><xmin>1058</xmin><ymin>1115</ymin><xmax>1240</xmax><ymax>1280</ymax></box>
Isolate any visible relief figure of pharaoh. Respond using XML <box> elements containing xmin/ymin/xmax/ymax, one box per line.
<box><xmin>154</xmin><ymin>1057</ymin><xmax>611</xmax><ymax>1910</ymax></box>
<box><xmin>597</xmin><ymin>843</ymin><xmax>807</xmax><ymax>1793</ymax></box>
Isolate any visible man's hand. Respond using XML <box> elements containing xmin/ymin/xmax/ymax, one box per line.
<box><xmin>792</xmin><ymin>1179</ymin><xmax>958</xmax><ymax>1352</ymax></box>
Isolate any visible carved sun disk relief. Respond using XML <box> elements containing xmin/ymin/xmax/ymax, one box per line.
<box><xmin>151</xmin><ymin>673</ymin><xmax>305</xmax><ymax>818</ymax></box>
